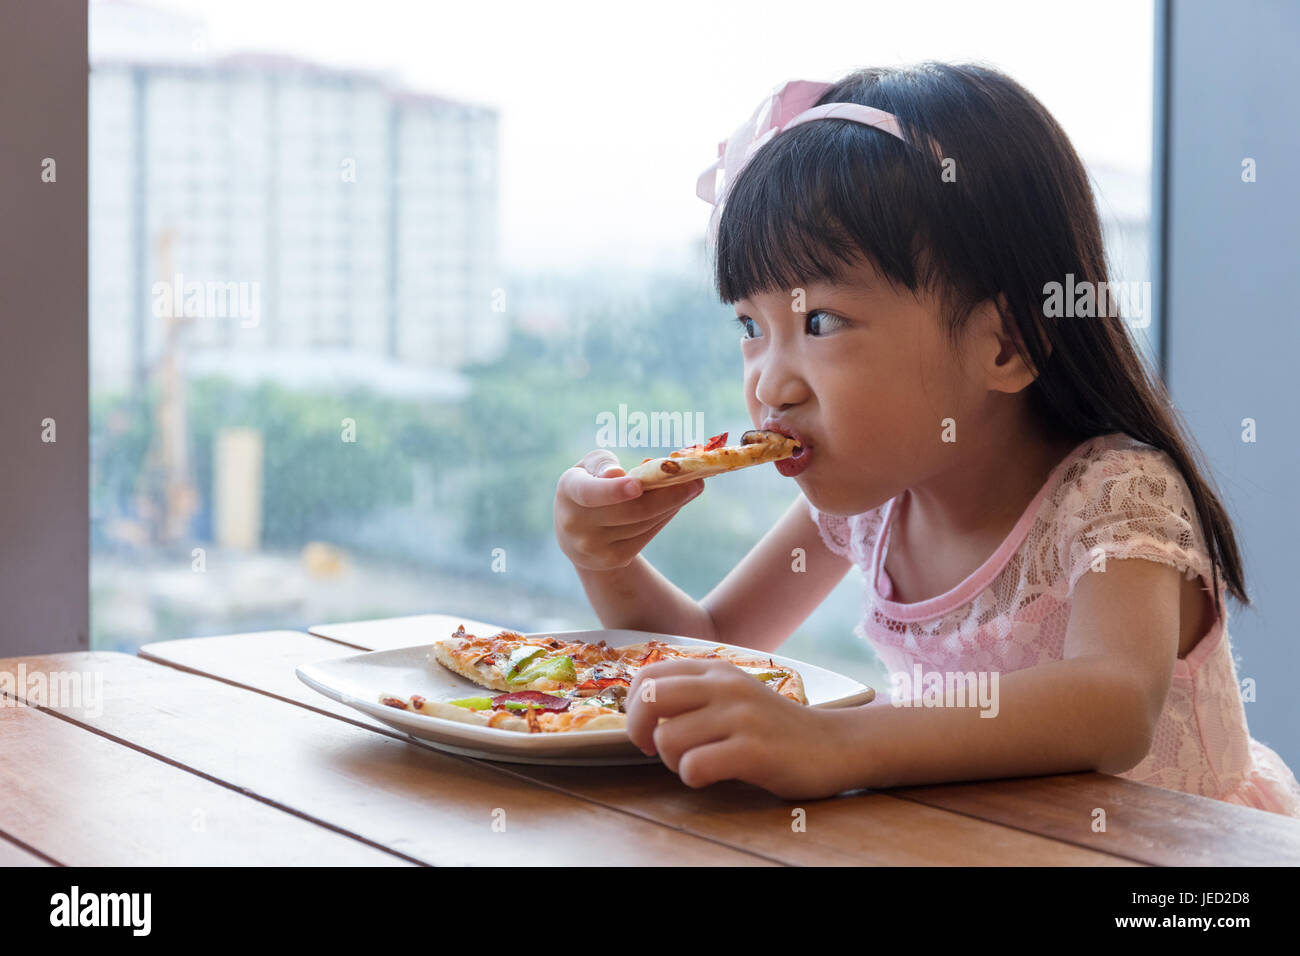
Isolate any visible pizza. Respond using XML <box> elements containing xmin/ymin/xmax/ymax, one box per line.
<box><xmin>623</xmin><ymin>429</ymin><xmax>800</xmax><ymax>488</ymax></box>
<box><xmin>428</xmin><ymin>626</ymin><xmax>620</xmax><ymax>693</ymax></box>
<box><xmin>381</xmin><ymin>689</ymin><xmax>627</xmax><ymax>733</ymax></box>
<box><xmin>379</xmin><ymin>625</ymin><xmax>808</xmax><ymax>734</ymax></box>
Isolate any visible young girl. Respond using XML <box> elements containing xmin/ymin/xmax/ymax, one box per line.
<box><xmin>552</xmin><ymin>62</ymin><xmax>1300</xmax><ymax>817</ymax></box>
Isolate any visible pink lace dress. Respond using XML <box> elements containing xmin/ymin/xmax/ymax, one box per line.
<box><xmin>805</xmin><ymin>431</ymin><xmax>1300</xmax><ymax>818</ymax></box>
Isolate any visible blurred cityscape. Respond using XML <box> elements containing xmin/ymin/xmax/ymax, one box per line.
<box><xmin>88</xmin><ymin>1</ymin><xmax>1150</xmax><ymax>691</ymax></box>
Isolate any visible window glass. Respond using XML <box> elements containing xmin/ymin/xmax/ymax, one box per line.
<box><xmin>90</xmin><ymin>0</ymin><xmax>1154</xmax><ymax>692</ymax></box>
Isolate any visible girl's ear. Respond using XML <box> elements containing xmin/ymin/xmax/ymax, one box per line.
<box><xmin>970</xmin><ymin>293</ymin><xmax>1043</xmax><ymax>394</ymax></box>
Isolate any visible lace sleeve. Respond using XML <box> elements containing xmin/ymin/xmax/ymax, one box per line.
<box><xmin>804</xmin><ymin>494</ymin><xmax>854</xmax><ymax>560</ymax></box>
<box><xmin>1056</xmin><ymin>446</ymin><xmax>1215</xmax><ymax>596</ymax></box>
<box><xmin>802</xmin><ymin>494</ymin><xmax>888</xmax><ymax>567</ymax></box>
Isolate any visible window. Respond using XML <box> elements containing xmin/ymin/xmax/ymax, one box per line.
<box><xmin>90</xmin><ymin>0</ymin><xmax>1155</xmax><ymax>693</ymax></box>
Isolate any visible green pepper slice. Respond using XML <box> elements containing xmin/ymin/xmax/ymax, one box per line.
<box><xmin>507</xmin><ymin>654</ymin><xmax>577</xmax><ymax>687</ymax></box>
<box><xmin>448</xmin><ymin>696</ymin><xmax>495</xmax><ymax>710</ymax></box>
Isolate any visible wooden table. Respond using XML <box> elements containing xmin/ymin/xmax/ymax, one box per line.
<box><xmin>3</xmin><ymin>613</ymin><xmax>1298</xmax><ymax>866</ymax></box>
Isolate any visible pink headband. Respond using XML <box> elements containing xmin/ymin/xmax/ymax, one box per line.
<box><xmin>696</xmin><ymin>78</ymin><xmax>928</xmax><ymax>247</ymax></box>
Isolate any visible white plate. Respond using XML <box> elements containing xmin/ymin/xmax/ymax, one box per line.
<box><xmin>296</xmin><ymin>629</ymin><xmax>876</xmax><ymax>766</ymax></box>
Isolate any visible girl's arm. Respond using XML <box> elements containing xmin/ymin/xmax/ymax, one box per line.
<box><xmin>577</xmin><ymin>494</ymin><xmax>852</xmax><ymax>651</ymax></box>
<box><xmin>822</xmin><ymin>557</ymin><xmax>1181</xmax><ymax>793</ymax></box>
<box><xmin>701</xmin><ymin>494</ymin><xmax>853</xmax><ymax>653</ymax></box>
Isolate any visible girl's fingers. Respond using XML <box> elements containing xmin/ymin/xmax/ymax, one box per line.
<box><xmin>597</xmin><ymin>478</ymin><xmax>704</xmax><ymax>527</ymax></box>
<box><xmin>606</xmin><ymin>492</ymin><xmax>702</xmax><ymax>541</ymax></box>
<box><xmin>674</xmin><ymin>737</ymin><xmax>754</xmax><ymax>790</ymax></box>
<box><xmin>648</xmin><ymin>702</ymin><xmax>739</xmax><ymax>774</ymax></box>
<box><xmin>624</xmin><ymin>668</ymin><xmax>719</xmax><ymax>751</ymax></box>
<box><xmin>561</xmin><ymin>463</ymin><xmax>643</xmax><ymax>508</ymax></box>
<box><xmin>608</xmin><ymin>510</ymin><xmax>675</xmax><ymax>546</ymax></box>
<box><xmin>576</xmin><ymin>447</ymin><xmax>624</xmax><ymax>478</ymax></box>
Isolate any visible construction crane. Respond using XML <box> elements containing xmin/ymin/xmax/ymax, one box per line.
<box><xmin>134</xmin><ymin>226</ymin><xmax>199</xmax><ymax>547</ymax></box>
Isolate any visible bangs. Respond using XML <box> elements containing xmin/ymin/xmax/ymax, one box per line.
<box><xmin>712</xmin><ymin>120</ymin><xmax>944</xmax><ymax>306</ymax></box>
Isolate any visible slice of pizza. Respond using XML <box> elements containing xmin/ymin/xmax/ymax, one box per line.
<box><xmin>623</xmin><ymin>429</ymin><xmax>800</xmax><ymax>489</ymax></box>
<box><xmin>429</xmin><ymin>624</ymin><xmax>622</xmax><ymax>693</ymax></box>
<box><xmin>381</xmin><ymin>688</ymin><xmax>626</xmax><ymax>733</ymax></box>
<box><xmin>611</xmin><ymin>640</ymin><xmax>808</xmax><ymax>705</ymax></box>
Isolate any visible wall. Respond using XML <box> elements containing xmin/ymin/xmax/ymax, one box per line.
<box><xmin>1163</xmin><ymin>0</ymin><xmax>1300</xmax><ymax>768</ymax></box>
<box><xmin>0</xmin><ymin>0</ymin><xmax>89</xmax><ymax>655</ymax></box>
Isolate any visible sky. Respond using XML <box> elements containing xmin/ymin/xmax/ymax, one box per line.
<box><xmin>92</xmin><ymin>0</ymin><xmax>1155</xmax><ymax>274</ymax></box>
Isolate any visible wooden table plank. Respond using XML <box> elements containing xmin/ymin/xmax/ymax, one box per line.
<box><xmin>889</xmin><ymin>774</ymin><xmax>1300</xmax><ymax>867</ymax></box>
<box><xmin>307</xmin><ymin>617</ymin><xmax>1300</xmax><ymax>866</ymax></box>
<box><xmin>143</xmin><ymin>631</ymin><xmax>406</xmax><ymax>736</ymax></box>
<box><xmin>0</xmin><ymin>833</ymin><xmax>54</xmax><ymax>866</ymax></box>
<box><xmin>0</xmin><ymin>701</ymin><xmax>409</xmax><ymax>866</ymax></box>
<box><xmin>0</xmin><ymin>652</ymin><xmax>772</xmax><ymax>867</ymax></box>
<box><xmin>143</xmin><ymin>630</ymin><xmax>1140</xmax><ymax>866</ymax></box>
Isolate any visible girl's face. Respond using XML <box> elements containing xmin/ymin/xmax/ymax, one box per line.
<box><xmin>736</xmin><ymin>256</ymin><xmax>995</xmax><ymax>516</ymax></box>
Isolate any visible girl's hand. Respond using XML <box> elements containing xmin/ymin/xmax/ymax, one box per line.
<box><xmin>554</xmin><ymin>449</ymin><xmax>704</xmax><ymax>571</ymax></box>
<box><xmin>625</xmin><ymin>658</ymin><xmax>851</xmax><ymax>800</ymax></box>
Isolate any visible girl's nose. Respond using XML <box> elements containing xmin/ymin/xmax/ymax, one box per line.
<box><xmin>752</xmin><ymin>350</ymin><xmax>809</xmax><ymax>410</ymax></box>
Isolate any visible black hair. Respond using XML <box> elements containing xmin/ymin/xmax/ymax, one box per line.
<box><xmin>712</xmin><ymin>62</ymin><xmax>1247</xmax><ymax>613</ymax></box>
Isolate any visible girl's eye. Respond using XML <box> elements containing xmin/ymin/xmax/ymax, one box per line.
<box><xmin>806</xmin><ymin>309</ymin><xmax>845</xmax><ymax>336</ymax></box>
<box><xmin>735</xmin><ymin>315</ymin><xmax>762</xmax><ymax>339</ymax></box>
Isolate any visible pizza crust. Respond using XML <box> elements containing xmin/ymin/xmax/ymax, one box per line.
<box><xmin>429</xmin><ymin>641</ymin><xmax>513</xmax><ymax>692</ymax></box>
<box><xmin>407</xmin><ymin>695</ymin><xmax>528</xmax><ymax>730</ymax></box>
<box><xmin>624</xmin><ymin>431</ymin><xmax>799</xmax><ymax>488</ymax></box>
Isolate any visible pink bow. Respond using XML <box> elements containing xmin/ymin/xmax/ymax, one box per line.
<box><xmin>696</xmin><ymin>78</ymin><xmax>913</xmax><ymax>247</ymax></box>
<box><xmin>695</xmin><ymin>80</ymin><xmax>835</xmax><ymax>205</ymax></box>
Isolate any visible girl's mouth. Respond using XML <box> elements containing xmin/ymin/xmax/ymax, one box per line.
<box><xmin>758</xmin><ymin>419</ymin><xmax>814</xmax><ymax>478</ymax></box>
<box><xmin>775</xmin><ymin>441</ymin><xmax>812</xmax><ymax>477</ymax></box>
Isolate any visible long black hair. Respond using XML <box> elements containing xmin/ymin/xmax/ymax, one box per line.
<box><xmin>712</xmin><ymin>62</ymin><xmax>1248</xmax><ymax>614</ymax></box>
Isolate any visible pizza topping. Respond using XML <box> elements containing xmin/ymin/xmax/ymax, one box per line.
<box><xmin>503</xmin><ymin>645</ymin><xmax>546</xmax><ymax>681</ymax></box>
<box><xmin>636</xmin><ymin>645</ymin><xmax>667</xmax><ymax>665</ymax></box>
<box><xmin>583</xmin><ymin>683</ymin><xmax>629</xmax><ymax>712</ymax></box>
<box><xmin>576</xmin><ymin>661</ymin><xmax>632</xmax><ymax>692</ymax></box>
<box><xmin>449</xmin><ymin>696</ymin><xmax>495</xmax><ymax>710</ymax></box>
<box><xmin>741</xmin><ymin>429</ymin><xmax>801</xmax><ymax>451</ymax></box>
<box><xmin>571</xmin><ymin>640</ymin><xmax>622</xmax><ymax>666</ymax></box>
<box><xmin>668</xmin><ymin>432</ymin><xmax>728</xmax><ymax>459</ymax></box>
<box><xmin>574</xmin><ymin>662</ymin><xmax>632</xmax><ymax>692</ymax></box>
<box><xmin>738</xmin><ymin>666</ymin><xmax>787</xmax><ymax>682</ymax></box>
<box><xmin>490</xmin><ymin>691</ymin><xmax>571</xmax><ymax>713</ymax></box>
<box><xmin>578</xmin><ymin>675</ymin><xmax>631</xmax><ymax>689</ymax></box>
<box><xmin>381</xmin><ymin>696</ymin><xmax>409</xmax><ymax>710</ymax></box>
<box><xmin>508</xmin><ymin>654</ymin><xmax>578</xmax><ymax>687</ymax></box>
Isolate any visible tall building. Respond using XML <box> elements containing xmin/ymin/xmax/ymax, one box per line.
<box><xmin>90</xmin><ymin>48</ymin><xmax>505</xmax><ymax>395</ymax></box>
